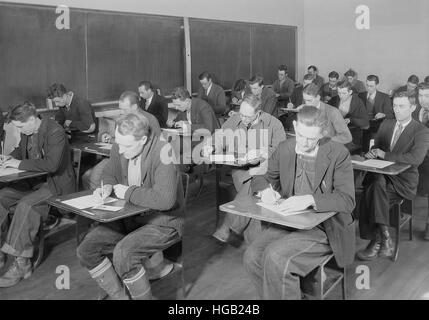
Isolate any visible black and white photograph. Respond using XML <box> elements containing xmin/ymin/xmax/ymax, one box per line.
<box><xmin>0</xmin><ymin>0</ymin><xmax>428</xmax><ymax>304</ymax></box>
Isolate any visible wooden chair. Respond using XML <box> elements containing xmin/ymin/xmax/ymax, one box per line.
<box><xmin>390</xmin><ymin>198</ymin><xmax>413</xmax><ymax>262</ymax></box>
<box><xmin>301</xmin><ymin>254</ymin><xmax>347</xmax><ymax>300</ymax></box>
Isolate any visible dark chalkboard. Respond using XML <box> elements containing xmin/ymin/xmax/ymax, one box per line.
<box><xmin>0</xmin><ymin>3</ymin><xmax>87</xmax><ymax>111</ymax></box>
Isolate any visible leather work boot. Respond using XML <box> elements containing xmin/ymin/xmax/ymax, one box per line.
<box><xmin>357</xmin><ymin>233</ymin><xmax>381</xmax><ymax>261</ymax></box>
<box><xmin>89</xmin><ymin>258</ymin><xmax>129</xmax><ymax>300</ymax></box>
<box><xmin>0</xmin><ymin>256</ymin><xmax>32</xmax><ymax>288</ymax></box>
<box><xmin>379</xmin><ymin>225</ymin><xmax>394</xmax><ymax>258</ymax></box>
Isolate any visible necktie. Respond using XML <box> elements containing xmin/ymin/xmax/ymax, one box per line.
<box><xmin>390</xmin><ymin>123</ymin><xmax>403</xmax><ymax>151</ymax></box>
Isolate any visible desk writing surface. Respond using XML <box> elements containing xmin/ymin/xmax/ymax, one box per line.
<box><xmin>71</xmin><ymin>142</ymin><xmax>111</xmax><ymax>157</ymax></box>
<box><xmin>351</xmin><ymin>155</ymin><xmax>410</xmax><ymax>176</ymax></box>
<box><xmin>219</xmin><ymin>195</ymin><xmax>336</xmax><ymax>230</ymax></box>
<box><xmin>0</xmin><ymin>169</ymin><xmax>48</xmax><ymax>183</ymax></box>
<box><xmin>47</xmin><ymin>191</ymin><xmax>151</xmax><ymax>223</ymax></box>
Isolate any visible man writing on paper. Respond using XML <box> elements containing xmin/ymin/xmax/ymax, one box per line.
<box><xmin>0</xmin><ymin>102</ymin><xmax>75</xmax><ymax>287</ymax></box>
<box><xmin>82</xmin><ymin>91</ymin><xmax>161</xmax><ymax>190</ymax></box>
<box><xmin>49</xmin><ymin>83</ymin><xmax>97</xmax><ymax>143</ymax></box>
<box><xmin>201</xmin><ymin>94</ymin><xmax>286</xmax><ymax>243</ymax></box>
<box><xmin>77</xmin><ymin>112</ymin><xmax>182</xmax><ymax>300</ymax></box>
<box><xmin>243</xmin><ymin>105</ymin><xmax>356</xmax><ymax>300</ymax></box>
<box><xmin>357</xmin><ymin>91</ymin><xmax>429</xmax><ymax>260</ymax></box>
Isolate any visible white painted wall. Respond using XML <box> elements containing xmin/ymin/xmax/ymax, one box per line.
<box><xmin>303</xmin><ymin>0</ymin><xmax>429</xmax><ymax>92</ymax></box>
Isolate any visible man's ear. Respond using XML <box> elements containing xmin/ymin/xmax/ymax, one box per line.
<box><xmin>140</xmin><ymin>135</ymin><xmax>148</xmax><ymax>146</ymax></box>
<box><xmin>410</xmin><ymin>104</ymin><xmax>417</xmax><ymax>113</ymax></box>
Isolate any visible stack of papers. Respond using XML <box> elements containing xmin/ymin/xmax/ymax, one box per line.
<box><xmin>257</xmin><ymin>200</ymin><xmax>313</xmax><ymax>216</ymax></box>
<box><xmin>351</xmin><ymin>159</ymin><xmax>394</xmax><ymax>169</ymax></box>
<box><xmin>62</xmin><ymin>195</ymin><xmax>119</xmax><ymax>210</ymax></box>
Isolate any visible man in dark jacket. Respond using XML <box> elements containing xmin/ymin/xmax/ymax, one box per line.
<box><xmin>244</xmin><ymin>106</ymin><xmax>356</xmax><ymax>300</ymax></box>
<box><xmin>138</xmin><ymin>80</ymin><xmax>168</xmax><ymax>128</ymax></box>
<box><xmin>197</xmin><ymin>71</ymin><xmax>227</xmax><ymax>117</ymax></box>
<box><xmin>0</xmin><ymin>102</ymin><xmax>75</xmax><ymax>287</ymax></box>
<box><xmin>49</xmin><ymin>83</ymin><xmax>97</xmax><ymax>143</ymax></box>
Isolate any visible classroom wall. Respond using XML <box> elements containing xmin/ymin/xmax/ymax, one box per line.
<box><xmin>4</xmin><ymin>0</ymin><xmax>306</xmax><ymax>80</ymax></box>
<box><xmin>303</xmin><ymin>0</ymin><xmax>429</xmax><ymax>92</ymax></box>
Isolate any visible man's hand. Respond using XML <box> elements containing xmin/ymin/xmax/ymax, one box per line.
<box><xmin>166</xmin><ymin>119</ymin><xmax>175</xmax><ymax>128</ymax></box>
<box><xmin>228</xmin><ymin>110</ymin><xmax>237</xmax><ymax>117</ymax></box>
<box><xmin>202</xmin><ymin>145</ymin><xmax>216</xmax><ymax>158</ymax></box>
<box><xmin>259</xmin><ymin>187</ymin><xmax>281</xmax><ymax>205</ymax></box>
<box><xmin>278</xmin><ymin>195</ymin><xmax>315</xmax><ymax>212</ymax></box>
<box><xmin>2</xmin><ymin>158</ymin><xmax>21</xmax><ymax>169</ymax></box>
<box><xmin>374</xmin><ymin>113</ymin><xmax>386</xmax><ymax>120</ymax></box>
<box><xmin>344</xmin><ymin>118</ymin><xmax>351</xmax><ymax>125</ymax></box>
<box><xmin>174</xmin><ymin>121</ymin><xmax>185</xmax><ymax>129</ymax></box>
<box><xmin>64</xmin><ymin>120</ymin><xmax>72</xmax><ymax>127</ymax></box>
<box><xmin>275</xmin><ymin>93</ymin><xmax>280</xmax><ymax>98</ymax></box>
<box><xmin>249</xmin><ymin>161</ymin><xmax>268</xmax><ymax>176</ymax></box>
<box><xmin>365</xmin><ymin>148</ymin><xmax>385</xmax><ymax>159</ymax></box>
<box><xmin>113</xmin><ymin>184</ymin><xmax>129</xmax><ymax>199</ymax></box>
<box><xmin>101</xmin><ymin>133</ymin><xmax>112</xmax><ymax>143</ymax></box>
<box><xmin>286</xmin><ymin>102</ymin><xmax>295</xmax><ymax>109</ymax></box>
<box><xmin>93</xmin><ymin>184</ymin><xmax>113</xmax><ymax>202</ymax></box>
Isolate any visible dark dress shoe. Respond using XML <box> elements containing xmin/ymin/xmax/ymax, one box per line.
<box><xmin>357</xmin><ymin>239</ymin><xmax>380</xmax><ymax>261</ymax></box>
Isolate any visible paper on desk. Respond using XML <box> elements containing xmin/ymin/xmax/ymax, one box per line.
<box><xmin>351</xmin><ymin>159</ymin><xmax>394</xmax><ymax>169</ymax></box>
<box><xmin>91</xmin><ymin>204</ymin><xmax>123</xmax><ymax>212</ymax></box>
<box><xmin>0</xmin><ymin>168</ymin><xmax>25</xmax><ymax>177</ymax></box>
<box><xmin>210</xmin><ymin>154</ymin><xmax>235</xmax><ymax>162</ymax></box>
<box><xmin>62</xmin><ymin>195</ymin><xmax>117</xmax><ymax>210</ymax></box>
<box><xmin>95</xmin><ymin>143</ymin><xmax>113</xmax><ymax>150</ymax></box>
<box><xmin>256</xmin><ymin>200</ymin><xmax>313</xmax><ymax>216</ymax></box>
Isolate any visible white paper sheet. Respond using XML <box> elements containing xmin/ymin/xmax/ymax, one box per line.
<box><xmin>95</xmin><ymin>143</ymin><xmax>113</xmax><ymax>150</ymax></box>
<box><xmin>210</xmin><ymin>154</ymin><xmax>235</xmax><ymax>162</ymax></box>
<box><xmin>0</xmin><ymin>168</ymin><xmax>25</xmax><ymax>177</ymax></box>
<box><xmin>62</xmin><ymin>195</ymin><xmax>117</xmax><ymax>210</ymax></box>
<box><xmin>351</xmin><ymin>159</ymin><xmax>394</xmax><ymax>169</ymax></box>
<box><xmin>256</xmin><ymin>200</ymin><xmax>313</xmax><ymax>217</ymax></box>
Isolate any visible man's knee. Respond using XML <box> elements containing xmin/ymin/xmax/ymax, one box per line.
<box><xmin>263</xmin><ymin>242</ymin><xmax>291</xmax><ymax>275</ymax></box>
<box><xmin>76</xmin><ymin>239</ymin><xmax>102</xmax><ymax>269</ymax></box>
<box><xmin>112</xmin><ymin>238</ymin><xmax>134</xmax><ymax>275</ymax></box>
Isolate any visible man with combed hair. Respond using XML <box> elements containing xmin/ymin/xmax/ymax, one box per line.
<box><xmin>307</xmin><ymin>65</ymin><xmax>324</xmax><ymax>88</ymax></box>
<box><xmin>197</xmin><ymin>71</ymin><xmax>227</xmax><ymax>117</ymax></box>
<box><xmin>302</xmin><ymin>83</ymin><xmax>352</xmax><ymax>144</ymax></box>
<box><xmin>357</xmin><ymin>91</ymin><xmax>429</xmax><ymax>260</ymax></box>
<box><xmin>321</xmin><ymin>71</ymin><xmax>340</xmax><ymax>104</ymax></box>
<box><xmin>77</xmin><ymin>112</ymin><xmax>183</xmax><ymax>300</ymax></box>
<box><xmin>0</xmin><ymin>102</ymin><xmax>75</xmax><ymax>287</ymax></box>
<box><xmin>272</xmin><ymin>65</ymin><xmax>295</xmax><ymax>107</ymax></box>
<box><xmin>203</xmin><ymin>94</ymin><xmax>286</xmax><ymax>243</ymax></box>
<box><xmin>138</xmin><ymin>81</ymin><xmax>168</xmax><ymax>128</ymax></box>
<box><xmin>244</xmin><ymin>105</ymin><xmax>355</xmax><ymax>299</ymax></box>
<box><xmin>82</xmin><ymin>91</ymin><xmax>161</xmax><ymax>191</ymax></box>
<box><xmin>48</xmin><ymin>83</ymin><xmax>97</xmax><ymax>142</ymax></box>
<box><xmin>344</xmin><ymin>69</ymin><xmax>366</xmax><ymax>94</ymax></box>
<box><xmin>247</xmin><ymin>76</ymin><xmax>277</xmax><ymax>116</ymax></box>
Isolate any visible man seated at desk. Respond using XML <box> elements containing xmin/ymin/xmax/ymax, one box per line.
<box><xmin>197</xmin><ymin>71</ymin><xmax>227</xmax><ymax>118</ymax></box>
<box><xmin>344</xmin><ymin>68</ymin><xmax>366</xmax><ymax>94</ymax></box>
<box><xmin>300</xmin><ymin>83</ymin><xmax>352</xmax><ymax>145</ymax></box>
<box><xmin>77</xmin><ymin>112</ymin><xmax>182</xmax><ymax>300</ymax></box>
<box><xmin>82</xmin><ymin>91</ymin><xmax>161</xmax><ymax>190</ymax></box>
<box><xmin>138</xmin><ymin>80</ymin><xmax>168</xmax><ymax>128</ymax></box>
<box><xmin>321</xmin><ymin>71</ymin><xmax>339</xmax><ymax>105</ymax></box>
<box><xmin>243</xmin><ymin>105</ymin><xmax>356</xmax><ymax>300</ymax></box>
<box><xmin>247</xmin><ymin>76</ymin><xmax>277</xmax><ymax>117</ymax></box>
<box><xmin>0</xmin><ymin>102</ymin><xmax>75</xmax><ymax>287</ymax></box>
<box><xmin>272</xmin><ymin>64</ymin><xmax>295</xmax><ymax>108</ymax></box>
<box><xmin>48</xmin><ymin>83</ymin><xmax>97</xmax><ymax>143</ymax></box>
<box><xmin>202</xmin><ymin>94</ymin><xmax>286</xmax><ymax>242</ymax></box>
<box><xmin>357</xmin><ymin>91</ymin><xmax>429</xmax><ymax>260</ymax></box>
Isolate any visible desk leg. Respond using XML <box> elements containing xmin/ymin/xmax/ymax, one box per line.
<box><xmin>74</xmin><ymin>149</ymin><xmax>82</xmax><ymax>192</ymax></box>
<box><xmin>215</xmin><ymin>164</ymin><xmax>220</xmax><ymax>229</ymax></box>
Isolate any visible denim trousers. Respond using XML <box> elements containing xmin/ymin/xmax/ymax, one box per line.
<box><xmin>76</xmin><ymin>218</ymin><xmax>180</xmax><ymax>279</ymax></box>
<box><xmin>243</xmin><ymin>225</ymin><xmax>332</xmax><ymax>300</ymax></box>
<box><xmin>0</xmin><ymin>182</ymin><xmax>53</xmax><ymax>258</ymax></box>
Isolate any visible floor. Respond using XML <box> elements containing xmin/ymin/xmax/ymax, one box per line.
<box><xmin>0</xmin><ymin>172</ymin><xmax>428</xmax><ymax>300</ymax></box>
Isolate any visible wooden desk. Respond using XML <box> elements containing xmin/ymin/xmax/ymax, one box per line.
<box><xmin>47</xmin><ymin>190</ymin><xmax>151</xmax><ymax>223</ymax></box>
<box><xmin>220</xmin><ymin>195</ymin><xmax>336</xmax><ymax>230</ymax></box>
<box><xmin>351</xmin><ymin>155</ymin><xmax>411</xmax><ymax>176</ymax></box>
<box><xmin>0</xmin><ymin>170</ymin><xmax>47</xmax><ymax>184</ymax></box>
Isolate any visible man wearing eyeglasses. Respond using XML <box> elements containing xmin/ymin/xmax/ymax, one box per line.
<box><xmin>244</xmin><ymin>105</ymin><xmax>355</xmax><ymax>300</ymax></box>
<box><xmin>202</xmin><ymin>94</ymin><xmax>286</xmax><ymax>243</ymax></box>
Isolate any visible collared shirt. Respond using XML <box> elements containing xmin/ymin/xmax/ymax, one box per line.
<box><xmin>390</xmin><ymin>118</ymin><xmax>412</xmax><ymax>148</ymax></box>
<box><xmin>145</xmin><ymin>94</ymin><xmax>154</xmax><ymax>110</ymax></box>
<box><xmin>128</xmin><ymin>153</ymin><xmax>142</xmax><ymax>187</ymax></box>
<box><xmin>338</xmin><ymin>97</ymin><xmax>352</xmax><ymax>116</ymax></box>
<box><xmin>65</xmin><ymin>92</ymin><xmax>74</xmax><ymax>111</ymax></box>
<box><xmin>367</xmin><ymin>91</ymin><xmax>376</xmax><ymax>102</ymax></box>
<box><xmin>206</xmin><ymin>83</ymin><xmax>213</xmax><ymax>96</ymax></box>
